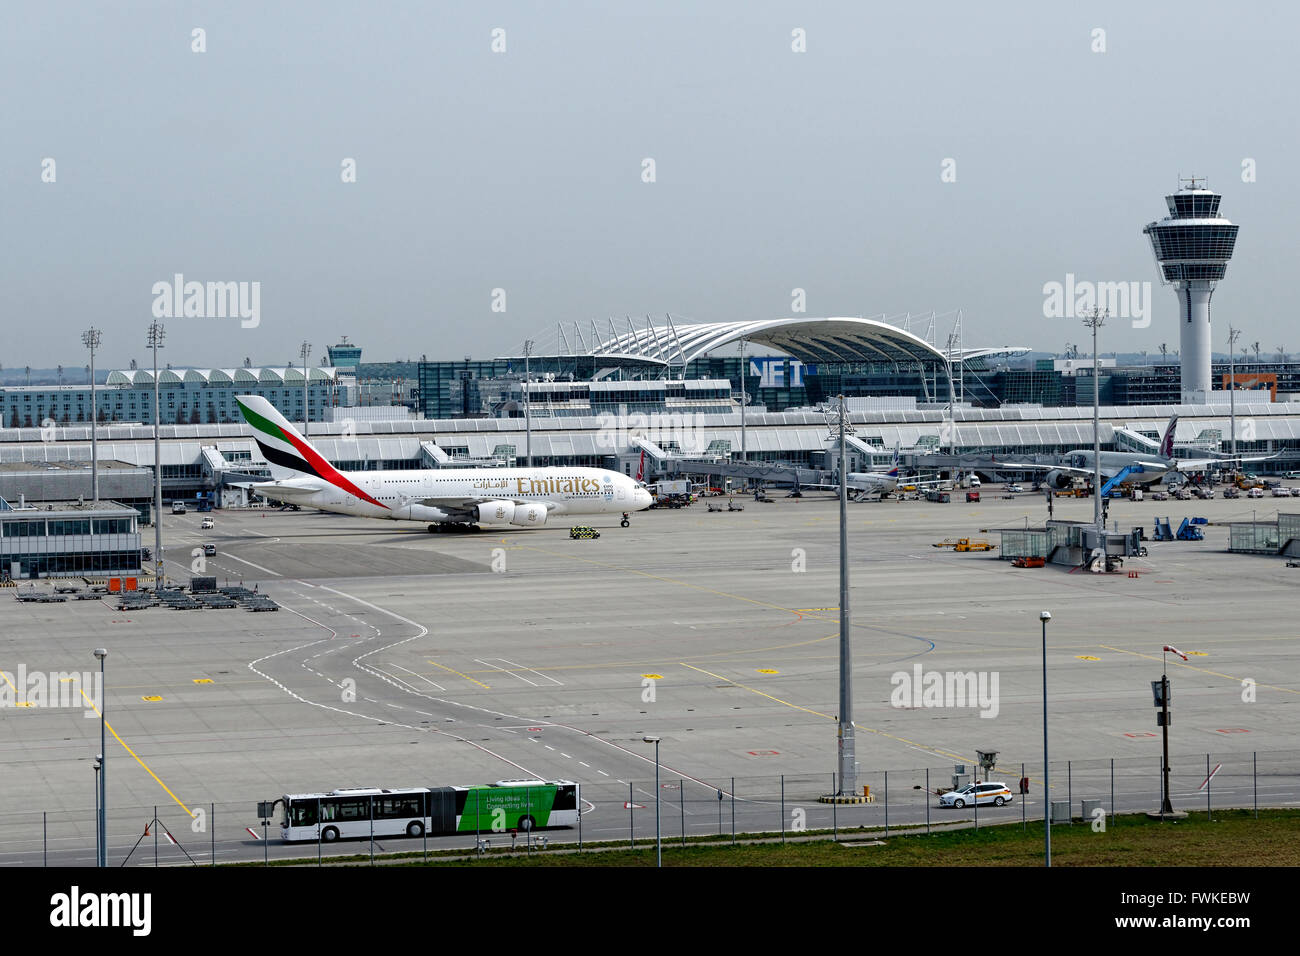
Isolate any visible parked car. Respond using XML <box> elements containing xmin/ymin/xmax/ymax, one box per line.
<box><xmin>202</xmin><ymin>543</ymin><xmax>216</xmax><ymax>556</ymax></box>
<box><xmin>939</xmin><ymin>781</ymin><xmax>1014</xmax><ymax>808</ymax></box>
<box><xmin>1008</xmin><ymin>484</ymin><xmax>1024</xmax><ymax>493</ymax></box>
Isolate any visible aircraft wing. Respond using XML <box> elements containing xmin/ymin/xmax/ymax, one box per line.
<box><xmin>992</xmin><ymin>462</ymin><xmax>1090</xmax><ymax>475</ymax></box>
<box><xmin>1176</xmin><ymin>453</ymin><xmax>1276</xmax><ymax>470</ymax></box>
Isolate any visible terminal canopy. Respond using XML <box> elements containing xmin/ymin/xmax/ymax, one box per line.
<box><xmin>526</xmin><ymin>316</ymin><xmax>1027</xmax><ymax>370</ymax></box>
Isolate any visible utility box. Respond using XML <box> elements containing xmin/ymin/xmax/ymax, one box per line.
<box><xmin>1081</xmin><ymin>799</ymin><xmax>1102</xmax><ymax>823</ymax></box>
<box><xmin>1050</xmin><ymin>801</ymin><xmax>1070</xmax><ymax>823</ymax></box>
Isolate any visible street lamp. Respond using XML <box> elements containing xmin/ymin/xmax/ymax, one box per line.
<box><xmin>299</xmin><ymin>342</ymin><xmax>312</xmax><ymax>437</ymax></box>
<box><xmin>81</xmin><ymin>329</ymin><xmax>102</xmax><ymax>503</ymax></box>
<box><xmin>93</xmin><ymin>755</ymin><xmax>102</xmax><ymax>868</ymax></box>
<box><xmin>1228</xmin><ymin>326</ymin><xmax>1241</xmax><ymax>461</ymax></box>
<box><xmin>523</xmin><ymin>340</ymin><xmax>533</xmax><ymax>468</ymax></box>
<box><xmin>1082</xmin><ymin>309</ymin><xmax>1106</xmax><ymax>542</ymax></box>
<box><xmin>643</xmin><ymin>735</ymin><xmax>662</xmax><ymax>867</ymax></box>
<box><xmin>146</xmin><ymin>323</ymin><xmax>164</xmax><ymax>586</ymax></box>
<box><xmin>93</xmin><ymin>647</ymin><xmax>107</xmax><ymax>867</ymax></box>
<box><xmin>1040</xmin><ymin>610</ymin><xmax>1051</xmax><ymax>867</ymax></box>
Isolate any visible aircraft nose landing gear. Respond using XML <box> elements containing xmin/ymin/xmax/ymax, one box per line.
<box><xmin>621</xmin><ymin>512</ymin><xmax>630</xmax><ymax>528</ymax></box>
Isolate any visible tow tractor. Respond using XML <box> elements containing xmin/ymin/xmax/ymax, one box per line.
<box><xmin>933</xmin><ymin>537</ymin><xmax>995</xmax><ymax>552</ymax></box>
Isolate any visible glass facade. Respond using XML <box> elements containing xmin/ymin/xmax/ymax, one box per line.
<box><xmin>1</xmin><ymin>376</ymin><xmax>333</xmax><ymax>427</ymax></box>
<box><xmin>0</xmin><ymin>506</ymin><xmax>141</xmax><ymax>579</ymax></box>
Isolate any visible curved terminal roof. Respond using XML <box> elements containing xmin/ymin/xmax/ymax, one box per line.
<box><xmin>525</xmin><ymin>316</ymin><xmax>1027</xmax><ymax>368</ymax></box>
<box><xmin>106</xmin><ymin>367</ymin><xmax>339</xmax><ymax>387</ymax></box>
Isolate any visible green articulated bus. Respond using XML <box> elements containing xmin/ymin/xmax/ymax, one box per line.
<box><xmin>278</xmin><ymin>779</ymin><xmax>579</xmax><ymax>842</ymax></box>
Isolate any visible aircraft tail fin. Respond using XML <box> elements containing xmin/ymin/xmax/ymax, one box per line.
<box><xmin>237</xmin><ymin>395</ymin><xmax>389</xmax><ymax>509</ymax></box>
<box><xmin>1160</xmin><ymin>415</ymin><xmax>1178</xmax><ymax>458</ymax></box>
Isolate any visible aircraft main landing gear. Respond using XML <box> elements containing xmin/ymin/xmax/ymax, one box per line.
<box><xmin>620</xmin><ymin>512</ymin><xmax>630</xmax><ymax>528</ymax></box>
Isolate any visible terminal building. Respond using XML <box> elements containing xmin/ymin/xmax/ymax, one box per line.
<box><xmin>0</xmin><ymin>497</ymin><xmax>143</xmax><ymax>580</ymax></box>
<box><xmin>0</xmin><ymin>366</ymin><xmax>351</xmax><ymax>428</ymax></box>
<box><xmin>4</xmin><ymin>317</ymin><xmax>1300</xmax><ymax>512</ymax></box>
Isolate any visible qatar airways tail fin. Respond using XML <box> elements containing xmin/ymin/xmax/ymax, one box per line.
<box><xmin>1159</xmin><ymin>415</ymin><xmax>1179</xmax><ymax>458</ymax></box>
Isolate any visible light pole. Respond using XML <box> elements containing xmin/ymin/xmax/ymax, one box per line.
<box><xmin>739</xmin><ymin>337</ymin><xmax>747</xmax><ymax>477</ymax></box>
<box><xmin>1082</xmin><ymin>309</ymin><xmax>1106</xmax><ymax>540</ymax></box>
<box><xmin>523</xmin><ymin>340</ymin><xmax>533</xmax><ymax>467</ymax></box>
<box><xmin>835</xmin><ymin>396</ymin><xmax>856</xmax><ymax>795</ymax></box>
<box><xmin>299</xmin><ymin>342</ymin><xmax>312</xmax><ymax>437</ymax></box>
<box><xmin>93</xmin><ymin>755</ymin><xmax>102</xmax><ymax>868</ymax></box>
<box><xmin>643</xmin><ymin>735</ymin><xmax>661</xmax><ymax>867</ymax></box>
<box><xmin>1040</xmin><ymin>610</ymin><xmax>1051</xmax><ymax>867</ymax></box>
<box><xmin>94</xmin><ymin>647</ymin><xmax>107</xmax><ymax>867</ymax></box>
<box><xmin>1228</xmin><ymin>326</ymin><xmax>1241</xmax><ymax>462</ymax></box>
<box><xmin>147</xmin><ymin>323</ymin><xmax>164</xmax><ymax>586</ymax></box>
<box><xmin>82</xmin><ymin>329</ymin><xmax>102</xmax><ymax>503</ymax></box>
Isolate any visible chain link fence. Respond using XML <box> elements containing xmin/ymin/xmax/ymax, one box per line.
<box><xmin>5</xmin><ymin>749</ymin><xmax>1296</xmax><ymax>865</ymax></box>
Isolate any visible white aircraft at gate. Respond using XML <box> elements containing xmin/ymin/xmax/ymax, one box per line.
<box><xmin>236</xmin><ymin>395</ymin><xmax>652</xmax><ymax>531</ymax></box>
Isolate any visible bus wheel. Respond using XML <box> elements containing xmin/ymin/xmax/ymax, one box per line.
<box><xmin>321</xmin><ymin>826</ymin><xmax>340</xmax><ymax>842</ymax></box>
<box><xmin>518</xmin><ymin>815</ymin><xmax>535</xmax><ymax>832</ymax></box>
<box><xmin>406</xmin><ymin>820</ymin><xmax>425</xmax><ymax>838</ymax></box>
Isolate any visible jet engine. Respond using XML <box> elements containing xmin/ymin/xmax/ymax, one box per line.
<box><xmin>510</xmin><ymin>503</ymin><xmax>548</xmax><ymax>527</ymax></box>
<box><xmin>473</xmin><ymin>500</ymin><xmax>517</xmax><ymax>525</ymax></box>
<box><xmin>1044</xmin><ymin>470</ymin><xmax>1073</xmax><ymax>490</ymax></box>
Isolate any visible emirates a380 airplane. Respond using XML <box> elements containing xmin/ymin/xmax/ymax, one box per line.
<box><xmin>236</xmin><ymin>396</ymin><xmax>652</xmax><ymax>532</ymax></box>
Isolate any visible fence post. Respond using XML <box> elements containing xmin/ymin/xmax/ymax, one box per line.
<box><xmin>680</xmin><ymin>778</ymin><xmax>685</xmax><ymax>847</ymax></box>
<box><xmin>211</xmin><ymin>802</ymin><xmax>215</xmax><ymax>866</ymax></box>
<box><xmin>629</xmin><ymin>781</ymin><xmax>634</xmax><ymax>849</ymax></box>
<box><xmin>43</xmin><ymin>812</ymin><xmax>47</xmax><ymax>867</ymax></box>
<box><xmin>730</xmin><ymin>777</ymin><xmax>735</xmax><ymax>845</ymax></box>
<box><xmin>1253</xmin><ymin>752</ymin><xmax>1258</xmax><ymax>819</ymax></box>
<box><xmin>153</xmin><ymin>805</ymin><xmax>158</xmax><ymax>866</ymax></box>
<box><xmin>780</xmin><ymin>775</ymin><xmax>785</xmax><ymax>845</ymax></box>
<box><xmin>884</xmin><ymin>770</ymin><xmax>889</xmax><ymax>838</ymax></box>
<box><xmin>1020</xmin><ymin>762</ymin><xmax>1025</xmax><ymax>831</ymax></box>
<box><xmin>1110</xmin><ymin>759</ymin><xmax>1114</xmax><ymax>829</ymax></box>
<box><xmin>369</xmin><ymin>795</ymin><xmax>374</xmax><ymax>864</ymax></box>
<box><xmin>927</xmin><ymin>768</ymin><xmax>931</xmax><ymax>835</ymax></box>
<box><xmin>1206</xmin><ymin>753</ymin><xmax>1212</xmax><ymax>820</ymax></box>
<box><xmin>1067</xmin><ymin>760</ymin><xmax>1072</xmax><ymax>825</ymax></box>
<box><xmin>832</xmin><ymin>772</ymin><xmax>837</xmax><ymax>840</ymax></box>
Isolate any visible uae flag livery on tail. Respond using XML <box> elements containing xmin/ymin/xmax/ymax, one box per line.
<box><xmin>235</xmin><ymin>395</ymin><xmax>388</xmax><ymax>509</ymax></box>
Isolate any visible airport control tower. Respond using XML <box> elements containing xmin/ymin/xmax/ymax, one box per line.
<box><xmin>1144</xmin><ymin>179</ymin><xmax>1239</xmax><ymax>403</ymax></box>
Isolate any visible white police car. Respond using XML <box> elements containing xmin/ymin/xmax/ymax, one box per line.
<box><xmin>939</xmin><ymin>781</ymin><xmax>1014</xmax><ymax>809</ymax></box>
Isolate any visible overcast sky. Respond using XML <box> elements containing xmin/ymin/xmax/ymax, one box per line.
<box><xmin>3</xmin><ymin>0</ymin><xmax>1297</xmax><ymax>369</ymax></box>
